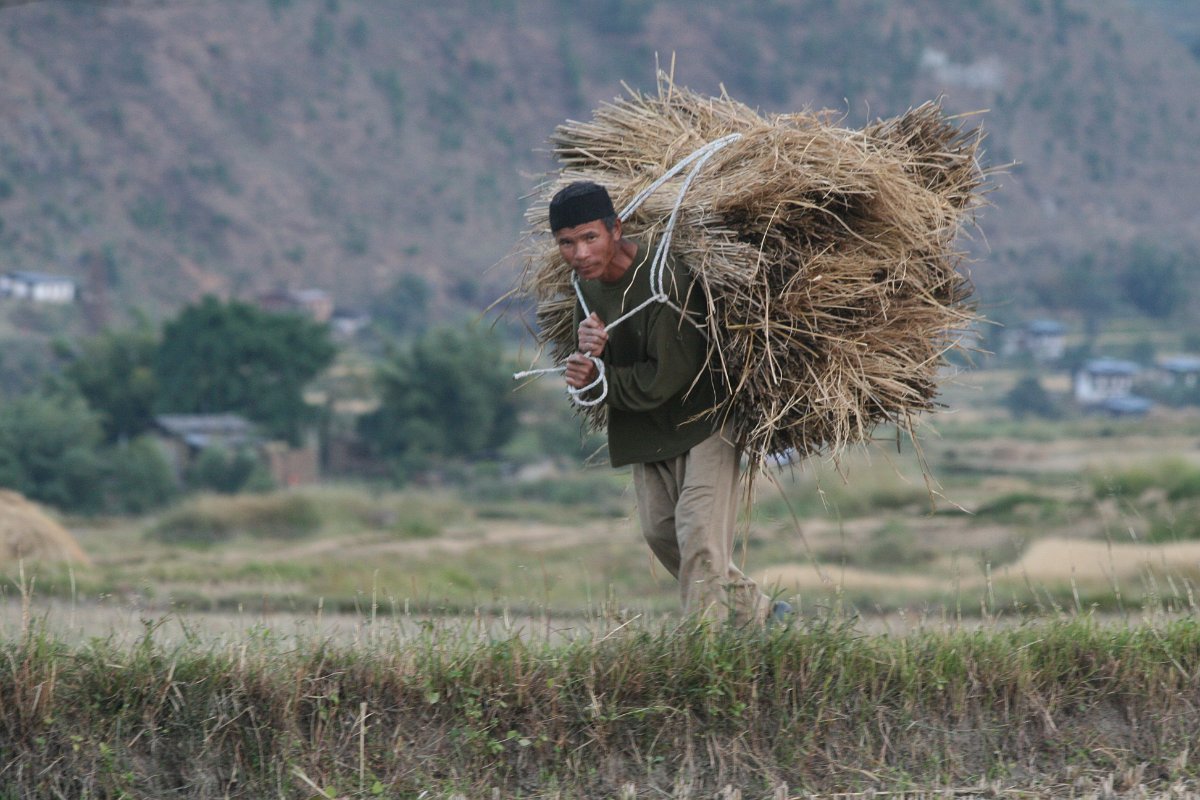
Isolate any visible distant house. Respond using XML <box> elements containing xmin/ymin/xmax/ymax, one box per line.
<box><xmin>153</xmin><ymin>413</ymin><xmax>320</xmax><ymax>487</ymax></box>
<box><xmin>1003</xmin><ymin>319</ymin><xmax>1067</xmax><ymax>363</ymax></box>
<box><xmin>1024</xmin><ymin>320</ymin><xmax>1068</xmax><ymax>362</ymax></box>
<box><xmin>1073</xmin><ymin>358</ymin><xmax>1140</xmax><ymax>406</ymax></box>
<box><xmin>330</xmin><ymin>307</ymin><xmax>372</xmax><ymax>339</ymax></box>
<box><xmin>1098</xmin><ymin>395</ymin><xmax>1153</xmax><ymax>417</ymax></box>
<box><xmin>154</xmin><ymin>414</ymin><xmax>262</xmax><ymax>479</ymax></box>
<box><xmin>1155</xmin><ymin>354</ymin><xmax>1200</xmax><ymax>389</ymax></box>
<box><xmin>0</xmin><ymin>271</ymin><xmax>77</xmax><ymax>304</ymax></box>
<box><xmin>257</xmin><ymin>288</ymin><xmax>334</xmax><ymax>323</ymax></box>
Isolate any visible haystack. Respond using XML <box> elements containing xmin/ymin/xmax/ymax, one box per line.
<box><xmin>0</xmin><ymin>489</ymin><xmax>91</xmax><ymax>566</ymax></box>
<box><xmin>514</xmin><ymin>74</ymin><xmax>987</xmax><ymax>474</ymax></box>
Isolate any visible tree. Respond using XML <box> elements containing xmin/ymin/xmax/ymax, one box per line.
<box><xmin>1120</xmin><ymin>242</ymin><xmax>1187</xmax><ymax>318</ymax></box>
<box><xmin>370</xmin><ymin>273</ymin><xmax>431</xmax><ymax>337</ymax></box>
<box><xmin>1059</xmin><ymin>252</ymin><xmax>1117</xmax><ymax>319</ymax></box>
<box><xmin>105</xmin><ymin>436</ymin><xmax>179</xmax><ymax>513</ymax></box>
<box><xmin>0</xmin><ymin>393</ymin><xmax>105</xmax><ymax>512</ymax></box>
<box><xmin>358</xmin><ymin>326</ymin><xmax>519</xmax><ymax>477</ymax></box>
<box><xmin>155</xmin><ymin>296</ymin><xmax>337</xmax><ymax>443</ymax></box>
<box><xmin>1004</xmin><ymin>375</ymin><xmax>1059</xmax><ymax>420</ymax></box>
<box><xmin>62</xmin><ymin>325</ymin><xmax>160</xmax><ymax>443</ymax></box>
<box><xmin>186</xmin><ymin>446</ymin><xmax>273</xmax><ymax>494</ymax></box>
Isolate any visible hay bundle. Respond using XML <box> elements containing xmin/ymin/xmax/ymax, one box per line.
<box><xmin>0</xmin><ymin>489</ymin><xmax>91</xmax><ymax>566</ymax></box>
<box><xmin>516</xmin><ymin>75</ymin><xmax>986</xmax><ymax>472</ymax></box>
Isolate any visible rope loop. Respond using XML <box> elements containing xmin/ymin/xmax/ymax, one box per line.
<box><xmin>564</xmin><ymin>355</ymin><xmax>607</xmax><ymax>407</ymax></box>
<box><xmin>514</xmin><ymin>133</ymin><xmax>744</xmax><ymax>405</ymax></box>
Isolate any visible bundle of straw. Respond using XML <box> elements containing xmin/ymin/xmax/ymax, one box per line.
<box><xmin>515</xmin><ymin>74</ymin><xmax>986</xmax><ymax>473</ymax></box>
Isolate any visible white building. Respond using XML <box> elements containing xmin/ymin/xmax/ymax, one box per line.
<box><xmin>0</xmin><ymin>271</ymin><xmax>77</xmax><ymax>304</ymax></box>
<box><xmin>1156</xmin><ymin>354</ymin><xmax>1200</xmax><ymax>389</ymax></box>
<box><xmin>1002</xmin><ymin>319</ymin><xmax>1068</xmax><ymax>363</ymax></box>
<box><xmin>1073</xmin><ymin>358</ymin><xmax>1140</xmax><ymax>406</ymax></box>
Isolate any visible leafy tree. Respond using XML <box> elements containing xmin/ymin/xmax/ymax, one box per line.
<box><xmin>104</xmin><ymin>436</ymin><xmax>178</xmax><ymax>513</ymax></box>
<box><xmin>1058</xmin><ymin>252</ymin><xmax>1117</xmax><ymax>318</ymax></box>
<box><xmin>358</xmin><ymin>326</ymin><xmax>519</xmax><ymax>478</ymax></box>
<box><xmin>371</xmin><ymin>273</ymin><xmax>431</xmax><ymax>337</ymax></box>
<box><xmin>62</xmin><ymin>325</ymin><xmax>160</xmax><ymax>443</ymax></box>
<box><xmin>186</xmin><ymin>446</ymin><xmax>273</xmax><ymax>494</ymax></box>
<box><xmin>1120</xmin><ymin>242</ymin><xmax>1187</xmax><ymax>318</ymax></box>
<box><xmin>155</xmin><ymin>296</ymin><xmax>337</xmax><ymax>444</ymax></box>
<box><xmin>1004</xmin><ymin>374</ymin><xmax>1059</xmax><ymax>420</ymax></box>
<box><xmin>0</xmin><ymin>339</ymin><xmax>60</xmax><ymax>399</ymax></box>
<box><xmin>0</xmin><ymin>393</ymin><xmax>105</xmax><ymax>512</ymax></box>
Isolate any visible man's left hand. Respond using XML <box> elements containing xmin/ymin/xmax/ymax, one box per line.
<box><xmin>564</xmin><ymin>352</ymin><xmax>598</xmax><ymax>389</ymax></box>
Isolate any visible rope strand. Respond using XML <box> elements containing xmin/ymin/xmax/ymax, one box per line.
<box><xmin>515</xmin><ymin>133</ymin><xmax>743</xmax><ymax>406</ymax></box>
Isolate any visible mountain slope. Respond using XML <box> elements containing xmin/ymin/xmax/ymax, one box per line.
<box><xmin>0</xmin><ymin>0</ymin><xmax>1198</xmax><ymax>324</ymax></box>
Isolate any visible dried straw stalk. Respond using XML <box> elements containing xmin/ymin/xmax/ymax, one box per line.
<box><xmin>514</xmin><ymin>75</ymin><xmax>987</xmax><ymax>474</ymax></box>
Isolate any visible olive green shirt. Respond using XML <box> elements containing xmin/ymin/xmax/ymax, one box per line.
<box><xmin>573</xmin><ymin>240</ymin><xmax>718</xmax><ymax>467</ymax></box>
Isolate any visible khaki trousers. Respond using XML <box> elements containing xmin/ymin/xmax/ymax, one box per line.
<box><xmin>632</xmin><ymin>431</ymin><xmax>769</xmax><ymax>625</ymax></box>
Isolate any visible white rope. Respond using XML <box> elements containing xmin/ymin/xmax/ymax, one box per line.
<box><xmin>515</xmin><ymin>133</ymin><xmax>743</xmax><ymax>406</ymax></box>
<box><xmin>513</xmin><ymin>354</ymin><xmax>608</xmax><ymax>405</ymax></box>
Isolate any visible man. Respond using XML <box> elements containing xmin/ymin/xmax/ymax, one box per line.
<box><xmin>551</xmin><ymin>180</ymin><xmax>786</xmax><ymax>625</ymax></box>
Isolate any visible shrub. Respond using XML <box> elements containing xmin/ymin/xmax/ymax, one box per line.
<box><xmin>1005</xmin><ymin>375</ymin><xmax>1059</xmax><ymax>419</ymax></box>
<box><xmin>472</xmin><ymin>473</ymin><xmax>628</xmax><ymax>519</ymax></box>
<box><xmin>146</xmin><ymin>492</ymin><xmax>322</xmax><ymax>546</ymax></box>
<box><xmin>147</xmin><ymin>504</ymin><xmax>233</xmax><ymax>547</ymax></box>
<box><xmin>186</xmin><ymin>447</ymin><xmax>268</xmax><ymax>494</ymax></box>
<box><xmin>1091</xmin><ymin>459</ymin><xmax>1200</xmax><ymax>502</ymax></box>
<box><xmin>105</xmin><ymin>436</ymin><xmax>178</xmax><ymax>514</ymax></box>
<box><xmin>237</xmin><ymin>494</ymin><xmax>321</xmax><ymax>539</ymax></box>
<box><xmin>1120</xmin><ymin>242</ymin><xmax>1187</xmax><ymax>318</ymax></box>
<box><xmin>394</xmin><ymin>511</ymin><xmax>440</xmax><ymax>539</ymax></box>
<box><xmin>973</xmin><ymin>491</ymin><xmax>1063</xmax><ymax>523</ymax></box>
<box><xmin>1144</xmin><ymin>508</ymin><xmax>1200</xmax><ymax>543</ymax></box>
<box><xmin>0</xmin><ymin>392</ymin><xmax>105</xmax><ymax>513</ymax></box>
<box><xmin>1167</xmin><ymin>468</ymin><xmax>1200</xmax><ymax>502</ymax></box>
<box><xmin>860</xmin><ymin>521</ymin><xmax>936</xmax><ymax>569</ymax></box>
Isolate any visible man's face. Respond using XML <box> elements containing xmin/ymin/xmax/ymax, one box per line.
<box><xmin>555</xmin><ymin>218</ymin><xmax>622</xmax><ymax>282</ymax></box>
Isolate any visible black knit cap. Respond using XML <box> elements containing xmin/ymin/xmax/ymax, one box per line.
<box><xmin>548</xmin><ymin>181</ymin><xmax>616</xmax><ymax>232</ymax></box>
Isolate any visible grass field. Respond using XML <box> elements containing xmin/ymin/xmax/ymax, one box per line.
<box><xmin>10</xmin><ymin>407</ymin><xmax>1200</xmax><ymax>624</ymax></box>
<box><xmin>3</xmin><ymin>610</ymin><xmax>1199</xmax><ymax>798</ymax></box>
<box><xmin>6</xmin><ymin>396</ymin><xmax>1200</xmax><ymax>795</ymax></box>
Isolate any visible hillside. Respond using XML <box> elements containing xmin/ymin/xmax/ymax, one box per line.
<box><xmin>1</xmin><ymin>0</ymin><xmax>1199</xmax><ymax>327</ymax></box>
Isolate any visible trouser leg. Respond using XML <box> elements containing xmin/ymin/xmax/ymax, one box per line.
<box><xmin>675</xmin><ymin>432</ymin><xmax>768</xmax><ymax>625</ymax></box>
<box><xmin>633</xmin><ymin>432</ymin><xmax>769</xmax><ymax>625</ymax></box>
<box><xmin>633</xmin><ymin>457</ymin><xmax>683</xmax><ymax>578</ymax></box>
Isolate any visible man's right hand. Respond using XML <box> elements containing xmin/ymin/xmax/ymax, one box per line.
<box><xmin>564</xmin><ymin>352</ymin><xmax>599</xmax><ymax>389</ymax></box>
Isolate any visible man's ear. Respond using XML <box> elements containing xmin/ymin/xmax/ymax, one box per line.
<box><xmin>613</xmin><ymin>217</ymin><xmax>623</xmax><ymax>239</ymax></box>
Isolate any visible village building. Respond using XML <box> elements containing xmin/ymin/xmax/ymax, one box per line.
<box><xmin>330</xmin><ymin>307</ymin><xmax>372</xmax><ymax>339</ymax></box>
<box><xmin>1073</xmin><ymin>358</ymin><xmax>1146</xmax><ymax>410</ymax></box>
<box><xmin>153</xmin><ymin>413</ymin><xmax>319</xmax><ymax>487</ymax></box>
<box><xmin>0</xmin><ymin>271</ymin><xmax>77</xmax><ymax>304</ymax></box>
<box><xmin>1002</xmin><ymin>319</ymin><xmax>1067</xmax><ymax>363</ymax></box>
<box><xmin>257</xmin><ymin>287</ymin><xmax>334</xmax><ymax>323</ymax></box>
<box><xmin>1155</xmin><ymin>354</ymin><xmax>1200</xmax><ymax>389</ymax></box>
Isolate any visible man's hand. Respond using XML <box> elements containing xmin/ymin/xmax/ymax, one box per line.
<box><xmin>577</xmin><ymin>313</ymin><xmax>608</xmax><ymax>356</ymax></box>
<box><xmin>564</xmin><ymin>352</ymin><xmax>599</xmax><ymax>389</ymax></box>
